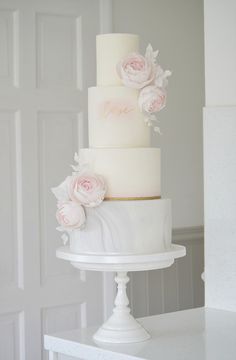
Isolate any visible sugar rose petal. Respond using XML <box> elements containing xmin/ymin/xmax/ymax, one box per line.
<box><xmin>69</xmin><ymin>173</ymin><xmax>106</xmax><ymax>207</ymax></box>
<box><xmin>155</xmin><ymin>65</ymin><xmax>172</xmax><ymax>88</ymax></box>
<box><xmin>51</xmin><ymin>176</ymin><xmax>72</xmax><ymax>201</ymax></box>
<box><xmin>56</xmin><ymin>201</ymin><xmax>86</xmax><ymax>230</ymax></box>
<box><xmin>117</xmin><ymin>52</ymin><xmax>155</xmax><ymax>89</ymax></box>
<box><xmin>139</xmin><ymin>86</ymin><xmax>167</xmax><ymax>114</ymax></box>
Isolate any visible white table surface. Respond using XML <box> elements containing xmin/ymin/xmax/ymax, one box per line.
<box><xmin>44</xmin><ymin>307</ymin><xmax>236</xmax><ymax>360</ymax></box>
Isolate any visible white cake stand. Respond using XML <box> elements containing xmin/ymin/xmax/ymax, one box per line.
<box><xmin>56</xmin><ymin>244</ymin><xmax>186</xmax><ymax>344</ymax></box>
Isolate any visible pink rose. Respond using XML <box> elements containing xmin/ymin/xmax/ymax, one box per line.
<box><xmin>56</xmin><ymin>201</ymin><xmax>86</xmax><ymax>230</ymax></box>
<box><xmin>139</xmin><ymin>85</ymin><xmax>167</xmax><ymax>114</ymax></box>
<box><xmin>69</xmin><ymin>172</ymin><xmax>106</xmax><ymax>207</ymax></box>
<box><xmin>116</xmin><ymin>44</ymin><xmax>159</xmax><ymax>89</ymax></box>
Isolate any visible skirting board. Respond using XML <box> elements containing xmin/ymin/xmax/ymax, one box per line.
<box><xmin>173</xmin><ymin>226</ymin><xmax>204</xmax><ymax>242</ymax></box>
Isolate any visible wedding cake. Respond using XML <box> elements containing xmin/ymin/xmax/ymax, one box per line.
<box><xmin>52</xmin><ymin>33</ymin><xmax>172</xmax><ymax>255</ymax></box>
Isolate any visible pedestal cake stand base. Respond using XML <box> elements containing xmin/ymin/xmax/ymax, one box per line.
<box><xmin>56</xmin><ymin>245</ymin><xmax>186</xmax><ymax>344</ymax></box>
<box><xmin>94</xmin><ymin>271</ymin><xmax>150</xmax><ymax>343</ymax></box>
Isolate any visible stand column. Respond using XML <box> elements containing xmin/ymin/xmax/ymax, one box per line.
<box><xmin>93</xmin><ymin>271</ymin><xmax>150</xmax><ymax>344</ymax></box>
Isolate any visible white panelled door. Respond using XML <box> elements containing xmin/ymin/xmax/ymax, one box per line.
<box><xmin>0</xmin><ymin>0</ymin><xmax>104</xmax><ymax>359</ymax></box>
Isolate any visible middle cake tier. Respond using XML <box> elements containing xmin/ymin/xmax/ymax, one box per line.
<box><xmin>79</xmin><ymin>148</ymin><xmax>161</xmax><ymax>199</ymax></box>
<box><xmin>88</xmin><ymin>86</ymin><xmax>150</xmax><ymax>148</ymax></box>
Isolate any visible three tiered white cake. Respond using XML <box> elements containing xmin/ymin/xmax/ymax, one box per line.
<box><xmin>53</xmin><ymin>33</ymin><xmax>172</xmax><ymax>255</ymax></box>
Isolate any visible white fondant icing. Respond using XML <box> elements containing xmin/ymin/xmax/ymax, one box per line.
<box><xmin>70</xmin><ymin>199</ymin><xmax>171</xmax><ymax>255</ymax></box>
<box><xmin>53</xmin><ymin>33</ymin><xmax>174</xmax><ymax>257</ymax></box>
<box><xmin>79</xmin><ymin>147</ymin><xmax>161</xmax><ymax>198</ymax></box>
<box><xmin>96</xmin><ymin>34</ymin><xmax>139</xmax><ymax>86</ymax></box>
<box><xmin>88</xmin><ymin>86</ymin><xmax>150</xmax><ymax>148</ymax></box>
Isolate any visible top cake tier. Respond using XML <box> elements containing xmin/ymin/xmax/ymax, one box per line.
<box><xmin>96</xmin><ymin>33</ymin><xmax>139</xmax><ymax>86</ymax></box>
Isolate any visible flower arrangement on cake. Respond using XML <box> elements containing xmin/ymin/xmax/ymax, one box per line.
<box><xmin>117</xmin><ymin>44</ymin><xmax>171</xmax><ymax>133</ymax></box>
<box><xmin>52</xmin><ymin>153</ymin><xmax>106</xmax><ymax>235</ymax></box>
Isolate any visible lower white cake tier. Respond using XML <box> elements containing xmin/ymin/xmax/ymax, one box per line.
<box><xmin>70</xmin><ymin>199</ymin><xmax>171</xmax><ymax>255</ymax></box>
<box><xmin>88</xmin><ymin>86</ymin><xmax>150</xmax><ymax>148</ymax></box>
<box><xmin>79</xmin><ymin>147</ymin><xmax>161</xmax><ymax>199</ymax></box>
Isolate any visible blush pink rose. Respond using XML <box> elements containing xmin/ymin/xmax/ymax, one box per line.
<box><xmin>117</xmin><ymin>52</ymin><xmax>155</xmax><ymax>89</ymax></box>
<box><xmin>56</xmin><ymin>201</ymin><xmax>85</xmax><ymax>230</ymax></box>
<box><xmin>69</xmin><ymin>173</ymin><xmax>106</xmax><ymax>207</ymax></box>
<box><xmin>139</xmin><ymin>86</ymin><xmax>167</xmax><ymax>114</ymax></box>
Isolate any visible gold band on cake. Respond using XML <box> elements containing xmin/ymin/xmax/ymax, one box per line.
<box><xmin>104</xmin><ymin>196</ymin><xmax>161</xmax><ymax>201</ymax></box>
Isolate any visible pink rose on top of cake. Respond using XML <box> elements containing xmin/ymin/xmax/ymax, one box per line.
<box><xmin>139</xmin><ymin>85</ymin><xmax>167</xmax><ymax>114</ymax></box>
<box><xmin>117</xmin><ymin>44</ymin><xmax>158</xmax><ymax>89</ymax></box>
<box><xmin>116</xmin><ymin>42</ymin><xmax>171</xmax><ymax>133</ymax></box>
<box><xmin>56</xmin><ymin>201</ymin><xmax>86</xmax><ymax>230</ymax></box>
<box><xmin>69</xmin><ymin>172</ymin><xmax>106</xmax><ymax>207</ymax></box>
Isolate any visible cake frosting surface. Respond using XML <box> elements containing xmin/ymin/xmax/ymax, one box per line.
<box><xmin>88</xmin><ymin>86</ymin><xmax>150</xmax><ymax>148</ymax></box>
<box><xmin>79</xmin><ymin>148</ymin><xmax>161</xmax><ymax>198</ymax></box>
<box><xmin>96</xmin><ymin>33</ymin><xmax>139</xmax><ymax>86</ymax></box>
<box><xmin>81</xmin><ymin>33</ymin><xmax>160</xmax><ymax>199</ymax></box>
<box><xmin>70</xmin><ymin>199</ymin><xmax>171</xmax><ymax>255</ymax></box>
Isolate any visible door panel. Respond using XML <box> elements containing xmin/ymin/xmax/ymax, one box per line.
<box><xmin>0</xmin><ymin>1</ymin><xmax>103</xmax><ymax>359</ymax></box>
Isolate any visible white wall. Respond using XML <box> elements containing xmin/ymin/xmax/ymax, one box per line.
<box><xmin>112</xmin><ymin>0</ymin><xmax>205</xmax><ymax>228</ymax></box>
<box><xmin>204</xmin><ymin>0</ymin><xmax>236</xmax><ymax>105</ymax></box>
<box><xmin>204</xmin><ymin>0</ymin><xmax>236</xmax><ymax>311</ymax></box>
<box><xmin>204</xmin><ymin>107</ymin><xmax>236</xmax><ymax>311</ymax></box>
